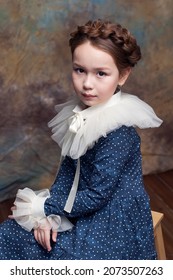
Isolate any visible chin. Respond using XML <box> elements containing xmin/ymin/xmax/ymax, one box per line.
<box><xmin>82</xmin><ymin>100</ymin><xmax>98</xmax><ymax>107</ymax></box>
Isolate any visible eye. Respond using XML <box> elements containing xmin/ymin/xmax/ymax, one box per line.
<box><xmin>97</xmin><ymin>71</ymin><xmax>107</xmax><ymax>77</ymax></box>
<box><xmin>73</xmin><ymin>67</ymin><xmax>85</xmax><ymax>74</ymax></box>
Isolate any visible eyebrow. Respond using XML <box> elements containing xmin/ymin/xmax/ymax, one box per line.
<box><xmin>72</xmin><ymin>63</ymin><xmax>111</xmax><ymax>71</ymax></box>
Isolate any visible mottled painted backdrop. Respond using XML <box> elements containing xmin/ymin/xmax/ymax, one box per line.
<box><xmin>0</xmin><ymin>0</ymin><xmax>172</xmax><ymax>200</ymax></box>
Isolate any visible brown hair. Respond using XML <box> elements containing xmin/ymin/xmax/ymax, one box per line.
<box><xmin>69</xmin><ymin>19</ymin><xmax>141</xmax><ymax>75</ymax></box>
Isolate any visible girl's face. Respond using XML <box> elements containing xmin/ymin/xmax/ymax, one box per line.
<box><xmin>72</xmin><ymin>41</ymin><xmax>130</xmax><ymax>107</ymax></box>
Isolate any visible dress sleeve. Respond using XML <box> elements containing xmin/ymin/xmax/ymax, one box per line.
<box><xmin>44</xmin><ymin>126</ymin><xmax>139</xmax><ymax>218</ymax></box>
<box><xmin>12</xmin><ymin>188</ymin><xmax>73</xmax><ymax>232</ymax></box>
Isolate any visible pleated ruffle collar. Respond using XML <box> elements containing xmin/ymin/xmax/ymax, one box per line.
<box><xmin>48</xmin><ymin>91</ymin><xmax>162</xmax><ymax>159</ymax></box>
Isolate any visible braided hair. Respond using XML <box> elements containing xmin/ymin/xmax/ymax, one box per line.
<box><xmin>69</xmin><ymin>19</ymin><xmax>141</xmax><ymax>75</ymax></box>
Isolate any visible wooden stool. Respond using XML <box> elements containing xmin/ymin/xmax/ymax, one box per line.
<box><xmin>151</xmin><ymin>210</ymin><xmax>166</xmax><ymax>260</ymax></box>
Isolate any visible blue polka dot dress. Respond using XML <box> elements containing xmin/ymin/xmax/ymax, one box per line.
<box><xmin>0</xmin><ymin>126</ymin><xmax>157</xmax><ymax>259</ymax></box>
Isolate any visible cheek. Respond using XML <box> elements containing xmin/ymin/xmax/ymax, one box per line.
<box><xmin>102</xmin><ymin>79</ymin><xmax>118</xmax><ymax>93</ymax></box>
<box><xmin>72</xmin><ymin>78</ymin><xmax>83</xmax><ymax>95</ymax></box>
<box><xmin>72</xmin><ymin>73</ymin><xmax>82</xmax><ymax>82</ymax></box>
<box><xmin>72</xmin><ymin>75</ymin><xmax>79</xmax><ymax>88</ymax></box>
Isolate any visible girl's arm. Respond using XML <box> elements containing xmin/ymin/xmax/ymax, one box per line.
<box><xmin>12</xmin><ymin>127</ymin><xmax>139</xmax><ymax>237</ymax></box>
<box><xmin>45</xmin><ymin>126</ymin><xmax>139</xmax><ymax>218</ymax></box>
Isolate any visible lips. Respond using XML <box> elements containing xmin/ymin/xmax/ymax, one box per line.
<box><xmin>82</xmin><ymin>93</ymin><xmax>96</xmax><ymax>98</ymax></box>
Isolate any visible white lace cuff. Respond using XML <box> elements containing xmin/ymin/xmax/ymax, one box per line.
<box><xmin>12</xmin><ymin>187</ymin><xmax>73</xmax><ymax>232</ymax></box>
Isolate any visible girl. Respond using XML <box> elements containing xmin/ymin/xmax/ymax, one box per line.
<box><xmin>0</xmin><ymin>19</ymin><xmax>162</xmax><ymax>260</ymax></box>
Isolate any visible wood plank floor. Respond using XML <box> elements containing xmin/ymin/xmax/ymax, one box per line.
<box><xmin>144</xmin><ymin>169</ymin><xmax>173</xmax><ymax>260</ymax></box>
<box><xmin>0</xmin><ymin>169</ymin><xmax>173</xmax><ymax>259</ymax></box>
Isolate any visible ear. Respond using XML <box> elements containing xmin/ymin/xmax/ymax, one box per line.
<box><xmin>118</xmin><ymin>67</ymin><xmax>131</xmax><ymax>86</ymax></box>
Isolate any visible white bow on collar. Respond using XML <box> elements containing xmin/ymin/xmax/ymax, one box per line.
<box><xmin>69</xmin><ymin>112</ymin><xmax>85</xmax><ymax>134</ymax></box>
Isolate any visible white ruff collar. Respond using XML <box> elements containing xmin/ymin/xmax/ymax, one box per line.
<box><xmin>48</xmin><ymin>91</ymin><xmax>162</xmax><ymax>159</ymax></box>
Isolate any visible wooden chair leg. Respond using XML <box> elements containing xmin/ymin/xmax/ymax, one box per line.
<box><xmin>151</xmin><ymin>211</ymin><xmax>166</xmax><ymax>260</ymax></box>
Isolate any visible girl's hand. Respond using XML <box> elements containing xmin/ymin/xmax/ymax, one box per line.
<box><xmin>9</xmin><ymin>203</ymin><xmax>58</xmax><ymax>251</ymax></box>
<box><xmin>34</xmin><ymin>228</ymin><xmax>58</xmax><ymax>251</ymax></box>
<box><xmin>8</xmin><ymin>206</ymin><xmax>16</xmax><ymax>219</ymax></box>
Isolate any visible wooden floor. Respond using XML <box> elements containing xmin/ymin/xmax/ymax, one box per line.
<box><xmin>0</xmin><ymin>169</ymin><xmax>173</xmax><ymax>259</ymax></box>
<box><xmin>144</xmin><ymin>169</ymin><xmax>173</xmax><ymax>260</ymax></box>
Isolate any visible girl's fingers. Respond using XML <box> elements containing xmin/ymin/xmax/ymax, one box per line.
<box><xmin>37</xmin><ymin>230</ymin><xmax>46</xmax><ymax>249</ymax></box>
<box><xmin>8</xmin><ymin>215</ymin><xmax>14</xmax><ymax>219</ymax></box>
<box><xmin>44</xmin><ymin>229</ymin><xmax>51</xmax><ymax>251</ymax></box>
<box><xmin>34</xmin><ymin>228</ymin><xmax>52</xmax><ymax>251</ymax></box>
<box><xmin>34</xmin><ymin>229</ymin><xmax>38</xmax><ymax>242</ymax></box>
<box><xmin>8</xmin><ymin>206</ymin><xmax>17</xmax><ymax>218</ymax></box>
<box><xmin>34</xmin><ymin>229</ymin><xmax>43</xmax><ymax>248</ymax></box>
<box><xmin>52</xmin><ymin>231</ymin><xmax>58</xmax><ymax>242</ymax></box>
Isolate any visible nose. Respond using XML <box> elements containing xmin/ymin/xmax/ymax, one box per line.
<box><xmin>83</xmin><ymin>74</ymin><xmax>93</xmax><ymax>90</ymax></box>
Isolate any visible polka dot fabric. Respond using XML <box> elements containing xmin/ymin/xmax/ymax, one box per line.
<box><xmin>0</xmin><ymin>126</ymin><xmax>157</xmax><ymax>259</ymax></box>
